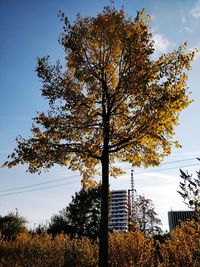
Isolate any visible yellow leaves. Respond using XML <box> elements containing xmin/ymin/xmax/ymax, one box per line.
<box><xmin>109</xmin><ymin>166</ymin><xmax>126</xmax><ymax>178</ymax></box>
<box><xmin>81</xmin><ymin>178</ymin><xmax>97</xmax><ymax>189</ymax></box>
<box><xmin>109</xmin><ymin>231</ymin><xmax>155</xmax><ymax>266</ymax></box>
<box><xmin>80</xmin><ymin>169</ymin><xmax>98</xmax><ymax>189</ymax></box>
<box><xmin>147</xmin><ymin>15</ymin><xmax>152</xmax><ymax>23</ymax></box>
<box><xmin>1</xmin><ymin>221</ymin><xmax>199</xmax><ymax>266</ymax></box>
<box><xmin>174</xmin><ymin>141</ymin><xmax>182</xmax><ymax>149</ymax></box>
<box><xmin>4</xmin><ymin>5</ymin><xmax>195</xmax><ymax>192</ymax></box>
<box><xmin>0</xmin><ymin>232</ymin><xmax>98</xmax><ymax>267</ymax></box>
<box><xmin>160</xmin><ymin>220</ymin><xmax>200</xmax><ymax>267</ymax></box>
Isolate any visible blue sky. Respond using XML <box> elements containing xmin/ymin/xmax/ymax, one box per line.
<box><xmin>1</xmin><ymin>0</ymin><xmax>200</xmax><ymax>231</ymax></box>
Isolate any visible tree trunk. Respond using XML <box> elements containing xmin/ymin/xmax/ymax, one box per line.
<box><xmin>99</xmin><ymin>150</ymin><xmax>109</xmax><ymax>267</ymax></box>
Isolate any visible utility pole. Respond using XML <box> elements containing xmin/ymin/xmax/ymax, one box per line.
<box><xmin>131</xmin><ymin>170</ymin><xmax>135</xmax><ymax>219</ymax></box>
<box><xmin>128</xmin><ymin>170</ymin><xmax>136</xmax><ymax>229</ymax></box>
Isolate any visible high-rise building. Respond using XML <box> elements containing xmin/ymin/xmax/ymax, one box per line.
<box><xmin>109</xmin><ymin>190</ymin><xmax>130</xmax><ymax>232</ymax></box>
<box><xmin>168</xmin><ymin>210</ymin><xmax>195</xmax><ymax>232</ymax></box>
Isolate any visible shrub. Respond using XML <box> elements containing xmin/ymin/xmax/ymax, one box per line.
<box><xmin>0</xmin><ymin>232</ymin><xmax>98</xmax><ymax>267</ymax></box>
<box><xmin>108</xmin><ymin>230</ymin><xmax>154</xmax><ymax>267</ymax></box>
<box><xmin>1</xmin><ymin>224</ymin><xmax>199</xmax><ymax>267</ymax></box>
<box><xmin>159</xmin><ymin>220</ymin><xmax>200</xmax><ymax>267</ymax></box>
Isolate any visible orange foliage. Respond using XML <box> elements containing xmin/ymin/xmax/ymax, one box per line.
<box><xmin>159</xmin><ymin>220</ymin><xmax>200</xmax><ymax>267</ymax></box>
<box><xmin>0</xmin><ymin>232</ymin><xmax>98</xmax><ymax>267</ymax></box>
<box><xmin>0</xmin><ymin>222</ymin><xmax>199</xmax><ymax>267</ymax></box>
<box><xmin>109</xmin><ymin>230</ymin><xmax>154</xmax><ymax>267</ymax></box>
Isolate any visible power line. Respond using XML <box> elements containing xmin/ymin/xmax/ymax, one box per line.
<box><xmin>160</xmin><ymin>157</ymin><xmax>198</xmax><ymax>165</ymax></box>
<box><xmin>0</xmin><ymin>174</ymin><xmax>79</xmax><ymax>194</ymax></box>
<box><xmin>137</xmin><ymin>163</ymin><xmax>200</xmax><ymax>174</ymax></box>
<box><xmin>0</xmin><ymin>180</ymin><xmax>79</xmax><ymax>197</ymax></box>
<box><xmin>119</xmin><ymin>157</ymin><xmax>199</xmax><ymax>172</ymax></box>
<box><xmin>1</xmin><ymin>157</ymin><xmax>199</xmax><ymax>196</ymax></box>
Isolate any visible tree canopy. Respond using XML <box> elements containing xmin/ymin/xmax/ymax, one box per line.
<box><xmin>4</xmin><ymin>7</ymin><xmax>194</xmax><ymax>182</ymax></box>
<box><xmin>0</xmin><ymin>211</ymin><xmax>27</xmax><ymax>241</ymax></box>
<box><xmin>48</xmin><ymin>186</ymin><xmax>101</xmax><ymax>238</ymax></box>
<box><xmin>133</xmin><ymin>194</ymin><xmax>162</xmax><ymax>235</ymax></box>
<box><xmin>3</xmin><ymin>6</ymin><xmax>195</xmax><ymax>266</ymax></box>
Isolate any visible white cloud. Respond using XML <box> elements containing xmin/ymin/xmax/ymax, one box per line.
<box><xmin>184</xmin><ymin>25</ymin><xmax>193</xmax><ymax>33</ymax></box>
<box><xmin>179</xmin><ymin>9</ymin><xmax>194</xmax><ymax>33</ymax></box>
<box><xmin>152</xmin><ymin>33</ymin><xmax>170</xmax><ymax>54</ymax></box>
<box><xmin>191</xmin><ymin>0</ymin><xmax>200</xmax><ymax>18</ymax></box>
<box><xmin>138</xmin><ymin>172</ymin><xmax>176</xmax><ymax>180</ymax></box>
<box><xmin>181</xmin><ymin>14</ymin><xmax>187</xmax><ymax>24</ymax></box>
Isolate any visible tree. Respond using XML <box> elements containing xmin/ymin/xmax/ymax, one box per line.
<box><xmin>48</xmin><ymin>214</ymin><xmax>75</xmax><ymax>236</ymax></box>
<box><xmin>0</xmin><ymin>211</ymin><xmax>27</xmax><ymax>241</ymax></box>
<box><xmin>30</xmin><ymin>223</ymin><xmax>48</xmax><ymax>235</ymax></box>
<box><xmin>133</xmin><ymin>194</ymin><xmax>162</xmax><ymax>235</ymax></box>
<box><xmin>3</xmin><ymin>6</ymin><xmax>195</xmax><ymax>266</ymax></box>
<box><xmin>178</xmin><ymin>161</ymin><xmax>200</xmax><ymax>220</ymax></box>
<box><xmin>48</xmin><ymin>186</ymin><xmax>101</xmax><ymax>238</ymax></box>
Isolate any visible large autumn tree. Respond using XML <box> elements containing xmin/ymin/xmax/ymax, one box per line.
<box><xmin>4</xmin><ymin>6</ymin><xmax>195</xmax><ymax>266</ymax></box>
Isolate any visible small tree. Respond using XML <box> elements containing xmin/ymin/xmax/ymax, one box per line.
<box><xmin>3</xmin><ymin>6</ymin><xmax>195</xmax><ymax>266</ymax></box>
<box><xmin>48</xmin><ymin>186</ymin><xmax>101</xmax><ymax>238</ymax></box>
<box><xmin>178</xmin><ymin>161</ymin><xmax>200</xmax><ymax>220</ymax></box>
<box><xmin>48</xmin><ymin>214</ymin><xmax>75</xmax><ymax>236</ymax></box>
<box><xmin>132</xmin><ymin>194</ymin><xmax>162</xmax><ymax>235</ymax></box>
<box><xmin>0</xmin><ymin>211</ymin><xmax>27</xmax><ymax>241</ymax></box>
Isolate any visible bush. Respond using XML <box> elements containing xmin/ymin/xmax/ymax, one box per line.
<box><xmin>0</xmin><ymin>232</ymin><xmax>98</xmax><ymax>267</ymax></box>
<box><xmin>159</xmin><ymin>220</ymin><xmax>200</xmax><ymax>267</ymax></box>
<box><xmin>0</xmin><ymin>231</ymin><xmax>155</xmax><ymax>267</ymax></box>
<box><xmin>0</xmin><ymin>232</ymin><xmax>66</xmax><ymax>267</ymax></box>
<box><xmin>109</xmin><ymin>230</ymin><xmax>154</xmax><ymax>267</ymax></box>
<box><xmin>0</xmin><ymin>223</ymin><xmax>199</xmax><ymax>267</ymax></box>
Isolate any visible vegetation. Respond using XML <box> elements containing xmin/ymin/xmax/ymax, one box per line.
<box><xmin>48</xmin><ymin>186</ymin><xmax>101</xmax><ymax>238</ymax></box>
<box><xmin>0</xmin><ymin>211</ymin><xmax>27</xmax><ymax>241</ymax></box>
<box><xmin>0</xmin><ymin>220</ymin><xmax>199</xmax><ymax>267</ymax></box>
<box><xmin>4</xmin><ymin>5</ymin><xmax>195</xmax><ymax>266</ymax></box>
<box><xmin>48</xmin><ymin>185</ymin><xmax>162</xmax><ymax>237</ymax></box>
<box><xmin>159</xmin><ymin>220</ymin><xmax>200</xmax><ymax>267</ymax></box>
<box><xmin>178</xmin><ymin>160</ymin><xmax>200</xmax><ymax>220</ymax></box>
<box><xmin>133</xmin><ymin>194</ymin><xmax>162</xmax><ymax>235</ymax></box>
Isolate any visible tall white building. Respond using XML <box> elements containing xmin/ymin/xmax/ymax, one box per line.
<box><xmin>109</xmin><ymin>190</ymin><xmax>130</xmax><ymax>232</ymax></box>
